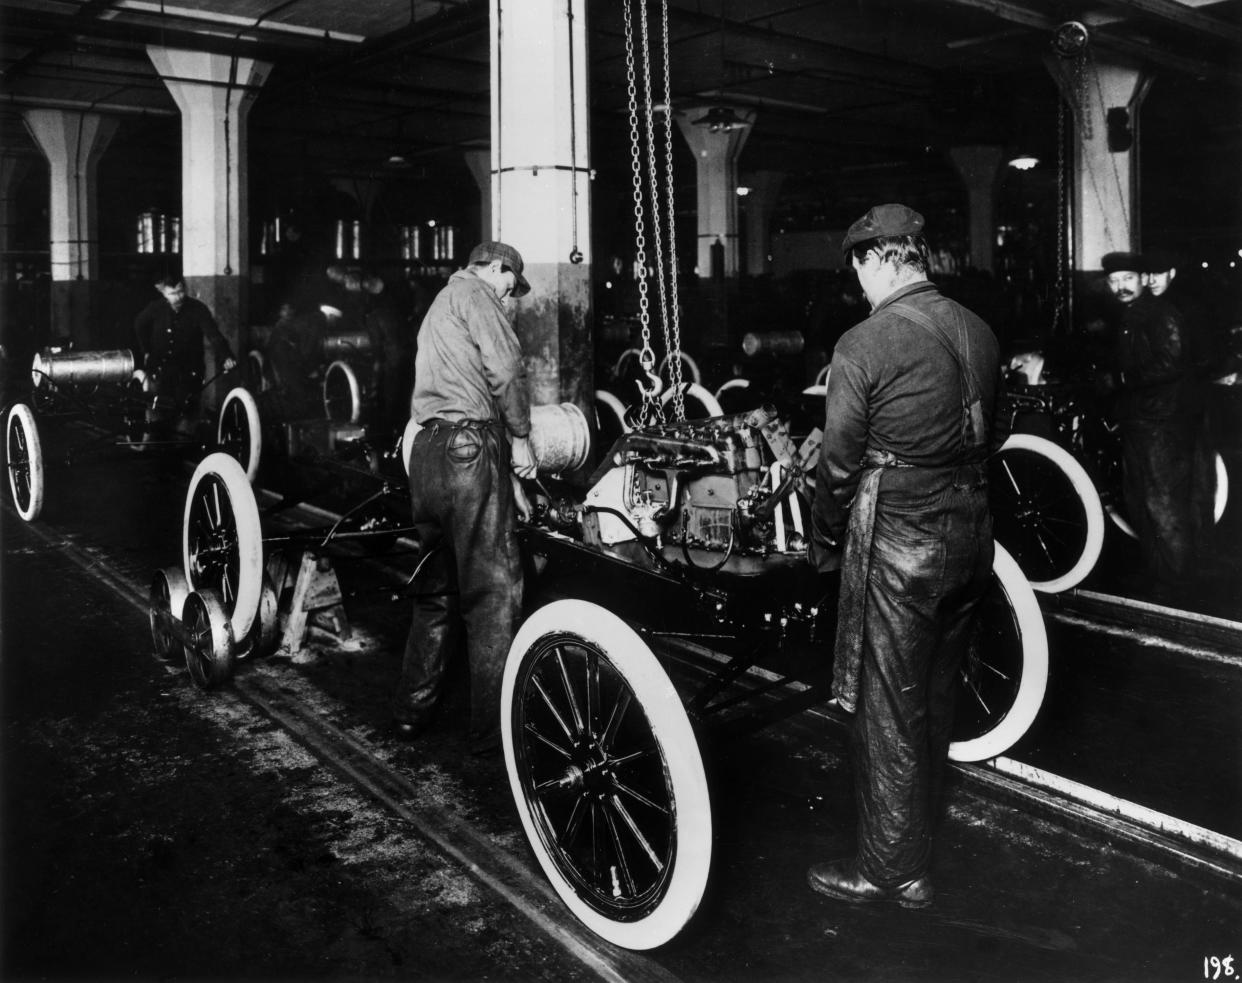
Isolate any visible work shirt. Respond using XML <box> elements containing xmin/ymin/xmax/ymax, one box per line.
<box><xmin>134</xmin><ymin>296</ymin><xmax>233</xmax><ymax>382</ymax></box>
<box><xmin>411</xmin><ymin>269</ymin><xmax>531</xmax><ymax>437</ymax></box>
<box><xmin>814</xmin><ymin>280</ymin><xmax>999</xmax><ymax>542</ymax></box>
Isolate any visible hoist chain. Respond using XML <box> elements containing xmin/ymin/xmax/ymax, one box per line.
<box><xmin>1053</xmin><ymin>97</ymin><xmax>1067</xmax><ymax>336</ymax></box>
<box><xmin>658</xmin><ymin>0</ymin><xmax>685</xmax><ymax>421</ymax></box>
<box><xmin>622</xmin><ymin>0</ymin><xmax>662</xmax><ymax>426</ymax></box>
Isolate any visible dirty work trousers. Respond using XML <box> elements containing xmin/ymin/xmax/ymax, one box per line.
<box><xmin>849</xmin><ymin>466</ymin><xmax>992</xmax><ymax>888</ymax></box>
<box><xmin>393</xmin><ymin>419</ymin><xmax>523</xmax><ymax>747</ymax></box>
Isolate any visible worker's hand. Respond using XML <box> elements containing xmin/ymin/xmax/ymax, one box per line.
<box><xmin>511</xmin><ymin>435</ymin><xmax>537</xmax><ymax>479</ymax></box>
<box><xmin>510</xmin><ymin>473</ymin><xmax>532</xmax><ymax>522</ymax></box>
<box><xmin>222</xmin><ymin>356</ymin><xmax>237</xmax><ymax>373</ymax></box>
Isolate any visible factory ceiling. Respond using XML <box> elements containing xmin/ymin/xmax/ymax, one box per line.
<box><xmin>1</xmin><ymin>0</ymin><xmax>1240</xmax><ymax>237</ymax></box>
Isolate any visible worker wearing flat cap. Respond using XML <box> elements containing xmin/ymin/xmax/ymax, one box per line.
<box><xmin>1102</xmin><ymin>249</ymin><xmax>1206</xmax><ymax>600</ymax></box>
<box><xmin>808</xmin><ymin>204</ymin><xmax>1000</xmax><ymax>911</ymax></box>
<box><xmin>391</xmin><ymin>241</ymin><xmax>536</xmax><ymax>756</ymax></box>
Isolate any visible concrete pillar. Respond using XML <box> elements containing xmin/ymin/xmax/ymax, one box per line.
<box><xmin>147</xmin><ymin>46</ymin><xmax>270</xmax><ymax>372</ymax></box>
<box><xmin>948</xmin><ymin>145</ymin><xmax>1004</xmax><ymax>273</ymax></box>
<box><xmin>741</xmin><ymin>170</ymin><xmax>784</xmax><ymax>277</ymax></box>
<box><xmin>491</xmin><ymin>0</ymin><xmax>593</xmax><ymax>422</ymax></box>
<box><xmin>464</xmin><ymin>149</ymin><xmax>492</xmax><ymax>245</ymax></box>
<box><xmin>674</xmin><ymin>106</ymin><xmax>754</xmax><ymax>279</ymax></box>
<box><xmin>21</xmin><ymin>110</ymin><xmax>117</xmax><ymax>347</ymax></box>
<box><xmin>1046</xmin><ymin>55</ymin><xmax>1150</xmax><ymax>270</ymax></box>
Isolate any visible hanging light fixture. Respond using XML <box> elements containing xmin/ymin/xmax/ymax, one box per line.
<box><xmin>1008</xmin><ymin>153</ymin><xmax>1040</xmax><ymax>170</ymax></box>
<box><xmin>692</xmin><ymin>106</ymin><xmax>748</xmax><ymax>132</ymax></box>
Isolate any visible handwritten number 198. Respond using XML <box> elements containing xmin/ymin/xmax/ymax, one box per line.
<box><xmin>1205</xmin><ymin>956</ymin><xmax>1236</xmax><ymax>979</ymax></box>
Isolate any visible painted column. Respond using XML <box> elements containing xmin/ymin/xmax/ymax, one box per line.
<box><xmin>463</xmin><ymin>149</ymin><xmax>492</xmax><ymax>245</ymax></box>
<box><xmin>147</xmin><ymin>46</ymin><xmax>270</xmax><ymax>389</ymax></box>
<box><xmin>21</xmin><ymin>110</ymin><xmax>117</xmax><ymax>347</ymax></box>
<box><xmin>948</xmin><ymin>145</ymin><xmax>1004</xmax><ymax>273</ymax></box>
<box><xmin>1046</xmin><ymin>54</ymin><xmax>1149</xmax><ymax>270</ymax></box>
<box><xmin>491</xmin><ymin>0</ymin><xmax>593</xmax><ymax>423</ymax></box>
<box><xmin>741</xmin><ymin>169</ymin><xmax>784</xmax><ymax>277</ymax></box>
<box><xmin>674</xmin><ymin>107</ymin><xmax>754</xmax><ymax>279</ymax></box>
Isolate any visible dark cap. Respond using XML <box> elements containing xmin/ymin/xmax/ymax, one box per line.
<box><xmin>841</xmin><ymin>203</ymin><xmax>925</xmax><ymax>254</ymax></box>
<box><xmin>1142</xmin><ymin>248</ymin><xmax>1179</xmax><ymax>274</ymax></box>
<box><xmin>1101</xmin><ymin>251</ymin><xmax>1143</xmax><ymax>274</ymax></box>
<box><xmin>468</xmin><ymin>240</ymin><xmax>531</xmax><ymax>297</ymax></box>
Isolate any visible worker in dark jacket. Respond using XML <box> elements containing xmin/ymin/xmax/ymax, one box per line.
<box><xmin>133</xmin><ymin>274</ymin><xmax>236</xmax><ymax>435</ymax></box>
<box><xmin>808</xmin><ymin>204</ymin><xmax>999</xmax><ymax>910</ymax></box>
<box><xmin>1101</xmin><ymin>251</ymin><xmax>1200</xmax><ymax>595</ymax></box>
<box><xmin>391</xmin><ymin>241</ymin><xmax>536</xmax><ymax>756</ymax></box>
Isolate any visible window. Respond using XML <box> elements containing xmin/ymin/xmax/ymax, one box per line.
<box><xmin>136</xmin><ymin>209</ymin><xmax>180</xmax><ymax>254</ymax></box>
<box><xmin>335</xmin><ymin>218</ymin><xmax>363</xmax><ymax>260</ymax></box>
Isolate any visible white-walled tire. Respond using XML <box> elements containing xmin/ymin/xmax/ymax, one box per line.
<box><xmin>1106</xmin><ymin>450</ymin><xmax>1229</xmax><ymax>538</ymax></box>
<box><xmin>991</xmin><ymin>433</ymin><xmax>1105</xmax><ymax>593</ymax></box>
<box><xmin>660</xmin><ymin>382</ymin><xmax>723</xmax><ymax>420</ymax></box>
<box><xmin>323</xmin><ymin>359</ymin><xmax>363</xmax><ymax>424</ymax></box>
<box><xmin>949</xmin><ymin>543</ymin><xmax>1049</xmax><ymax>763</ymax></box>
<box><xmin>5</xmin><ymin>403</ymin><xmax>44</xmax><ymax>522</ymax></box>
<box><xmin>183</xmin><ymin>452</ymin><xmax>264</xmax><ymax>642</ymax></box>
<box><xmin>502</xmin><ymin>599</ymin><xmax>712</xmax><ymax>951</ymax></box>
<box><xmin>217</xmin><ymin>387</ymin><xmax>262</xmax><ymax>483</ymax></box>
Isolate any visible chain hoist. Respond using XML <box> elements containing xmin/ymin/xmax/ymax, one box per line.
<box><xmin>622</xmin><ymin>0</ymin><xmax>684</xmax><ymax>425</ymax></box>
<box><xmin>622</xmin><ymin>0</ymin><xmax>662</xmax><ymax>425</ymax></box>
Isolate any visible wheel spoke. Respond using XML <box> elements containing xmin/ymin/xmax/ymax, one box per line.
<box><xmin>523</xmin><ymin>719</ymin><xmax>573</xmax><ymax>759</ymax></box>
<box><xmin>607</xmin><ymin>793</ymin><xmax>665</xmax><ymax>872</ymax></box>
<box><xmin>600</xmin><ymin>801</ymin><xmax>638</xmax><ymax>898</ymax></box>
<box><xmin>532</xmin><ymin>675</ymin><xmax>576</xmax><ymax>744</ymax></box>
<box><xmin>555</xmin><ymin>646</ymin><xmax>585</xmax><ymax>736</ymax></box>
<box><xmin>600</xmin><ymin>689</ymin><xmax>632</xmax><ymax>752</ymax></box>
<box><xmin>611</xmin><ymin>776</ymin><xmax>669</xmax><ymax>816</ymax></box>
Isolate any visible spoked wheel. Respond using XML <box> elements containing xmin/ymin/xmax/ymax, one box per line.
<box><xmin>990</xmin><ymin>433</ymin><xmax>1104</xmax><ymax>593</ymax></box>
<box><xmin>502</xmin><ymin>599</ymin><xmax>712</xmax><ymax>951</ymax></box>
<box><xmin>949</xmin><ymin>543</ymin><xmax>1049</xmax><ymax>763</ymax></box>
<box><xmin>5</xmin><ymin>403</ymin><xmax>45</xmax><ymax>522</ymax></box>
<box><xmin>323</xmin><ymin>359</ymin><xmax>363</xmax><ymax>424</ymax></box>
<box><xmin>217</xmin><ymin>387</ymin><xmax>262</xmax><ymax>482</ymax></box>
<box><xmin>149</xmin><ymin>566</ymin><xmax>190</xmax><ymax>662</ymax></box>
<box><xmin>183</xmin><ymin>452</ymin><xmax>264</xmax><ymax>642</ymax></box>
<box><xmin>1105</xmin><ymin>449</ymin><xmax>1229</xmax><ymax>538</ymax></box>
<box><xmin>182</xmin><ymin>588</ymin><xmax>236</xmax><ymax>689</ymax></box>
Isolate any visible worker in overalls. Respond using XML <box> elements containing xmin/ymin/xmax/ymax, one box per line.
<box><xmin>391</xmin><ymin>242</ymin><xmax>537</xmax><ymax>756</ymax></box>
<box><xmin>808</xmin><ymin>204</ymin><xmax>1000</xmax><ymax>908</ymax></box>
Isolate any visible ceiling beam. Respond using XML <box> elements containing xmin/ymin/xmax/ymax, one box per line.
<box><xmin>1099</xmin><ymin>0</ymin><xmax>1242</xmax><ymax>43</ymax></box>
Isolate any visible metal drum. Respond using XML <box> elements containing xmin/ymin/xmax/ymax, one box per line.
<box><xmin>31</xmin><ymin>349</ymin><xmax>136</xmax><ymax>388</ymax></box>
<box><xmin>530</xmin><ymin>402</ymin><xmax>590</xmax><ymax>474</ymax></box>
<box><xmin>741</xmin><ymin>330</ymin><xmax>804</xmax><ymax>357</ymax></box>
<box><xmin>322</xmin><ymin>331</ymin><xmax>374</xmax><ymax>359</ymax></box>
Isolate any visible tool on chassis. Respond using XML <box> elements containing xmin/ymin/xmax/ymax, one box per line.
<box><xmin>4</xmin><ymin>347</ymin><xmax>259</xmax><ymax>523</ymax></box>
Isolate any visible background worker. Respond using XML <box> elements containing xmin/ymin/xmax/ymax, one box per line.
<box><xmin>808</xmin><ymin>204</ymin><xmax>1000</xmax><ymax>909</ymax></box>
<box><xmin>133</xmin><ymin>274</ymin><xmax>236</xmax><ymax>436</ymax></box>
<box><xmin>1101</xmin><ymin>252</ymin><xmax>1202</xmax><ymax>601</ymax></box>
<box><xmin>391</xmin><ymin>241</ymin><xmax>537</xmax><ymax>757</ymax></box>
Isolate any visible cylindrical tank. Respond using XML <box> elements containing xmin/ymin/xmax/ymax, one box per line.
<box><xmin>530</xmin><ymin>402</ymin><xmax>591</xmax><ymax>473</ymax></box>
<box><xmin>31</xmin><ymin>349</ymin><xmax>136</xmax><ymax>388</ymax></box>
<box><xmin>741</xmin><ymin>331</ymin><xmax>805</xmax><ymax>357</ymax></box>
<box><xmin>322</xmin><ymin>331</ymin><xmax>374</xmax><ymax>358</ymax></box>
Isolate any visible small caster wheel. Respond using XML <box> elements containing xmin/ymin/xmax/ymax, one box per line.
<box><xmin>149</xmin><ymin>566</ymin><xmax>190</xmax><ymax>662</ymax></box>
<box><xmin>237</xmin><ymin>575</ymin><xmax>279</xmax><ymax>661</ymax></box>
<box><xmin>182</xmin><ymin>589</ymin><xmax>236</xmax><ymax>690</ymax></box>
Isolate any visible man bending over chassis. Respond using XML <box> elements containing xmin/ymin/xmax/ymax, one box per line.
<box><xmin>808</xmin><ymin>203</ymin><xmax>1000</xmax><ymax>910</ymax></box>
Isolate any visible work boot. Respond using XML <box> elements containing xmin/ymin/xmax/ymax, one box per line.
<box><xmin>807</xmin><ymin>860</ymin><xmax>933</xmax><ymax>909</ymax></box>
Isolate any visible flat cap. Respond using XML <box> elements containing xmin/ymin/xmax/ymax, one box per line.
<box><xmin>468</xmin><ymin>240</ymin><xmax>531</xmax><ymax>297</ymax></box>
<box><xmin>841</xmin><ymin>203</ymin><xmax>925</xmax><ymax>254</ymax></box>
<box><xmin>1101</xmin><ymin>251</ymin><xmax>1143</xmax><ymax>274</ymax></box>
